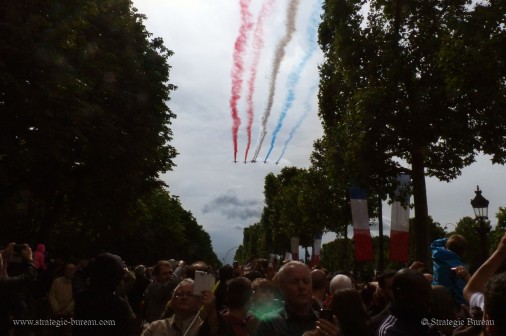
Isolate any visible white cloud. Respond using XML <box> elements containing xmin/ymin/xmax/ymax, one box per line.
<box><xmin>134</xmin><ymin>0</ymin><xmax>506</xmax><ymax>264</ymax></box>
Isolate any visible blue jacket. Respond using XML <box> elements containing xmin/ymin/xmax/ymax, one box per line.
<box><xmin>431</xmin><ymin>238</ymin><xmax>466</xmax><ymax>306</ymax></box>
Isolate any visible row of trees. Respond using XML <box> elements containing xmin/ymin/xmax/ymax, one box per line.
<box><xmin>316</xmin><ymin>0</ymin><xmax>505</xmax><ymax>264</ymax></box>
<box><xmin>236</xmin><ymin>0</ymin><xmax>505</xmax><ymax>268</ymax></box>
<box><xmin>0</xmin><ymin>0</ymin><xmax>219</xmax><ymax>266</ymax></box>
<box><xmin>237</xmin><ymin>169</ymin><xmax>505</xmax><ymax>275</ymax></box>
<box><xmin>234</xmin><ymin>166</ymin><xmax>351</xmax><ymax>264</ymax></box>
<box><xmin>448</xmin><ymin>207</ymin><xmax>506</xmax><ymax>273</ymax></box>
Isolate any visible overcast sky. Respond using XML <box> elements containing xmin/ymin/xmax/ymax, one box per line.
<box><xmin>132</xmin><ymin>0</ymin><xmax>506</xmax><ymax>264</ymax></box>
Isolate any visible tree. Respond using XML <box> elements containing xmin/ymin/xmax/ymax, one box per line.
<box><xmin>409</xmin><ymin>216</ymin><xmax>446</xmax><ymax>263</ymax></box>
<box><xmin>238</xmin><ymin>164</ymin><xmax>353</xmax><ymax>262</ymax></box>
<box><xmin>31</xmin><ymin>185</ymin><xmax>220</xmax><ymax>267</ymax></box>
<box><xmin>488</xmin><ymin>207</ymin><xmax>506</xmax><ymax>257</ymax></box>
<box><xmin>453</xmin><ymin>216</ymin><xmax>489</xmax><ymax>273</ymax></box>
<box><xmin>320</xmin><ymin>238</ymin><xmax>354</xmax><ymax>273</ymax></box>
<box><xmin>317</xmin><ymin>0</ymin><xmax>506</xmax><ymax>264</ymax></box>
<box><xmin>235</xmin><ymin>223</ymin><xmax>265</xmax><ymax>264</ymax></box>
<box><xmin>0</xmin><ymin>0</ymin><xmax>177</xmax><ymax>246</ymax></box>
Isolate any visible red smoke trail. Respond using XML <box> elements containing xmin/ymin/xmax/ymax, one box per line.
<box><xmin>244</xmin><ymin>0</ymin><xmax>277</xmax><ymax>162</ymax></box>
<box><xmin>230</xmin><ymin>0</ymin><xmax>253</xmax><ymax>161</ymax></box>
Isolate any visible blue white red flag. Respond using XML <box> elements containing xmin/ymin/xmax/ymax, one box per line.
<box><xmin>389</xmin><ymin>174</ymin><xmax>411</xmax><ymax>262</ymax></box>
<box><xmin>350</xmin><ymin>187</ymin><xmax>373</xmax><ymax>261</ymax></box>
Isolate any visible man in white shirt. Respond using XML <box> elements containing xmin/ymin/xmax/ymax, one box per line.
<box><xmin>49</xmin><ymin>263</ymin><xmax>76</xmax><ymax>317</ymax></box>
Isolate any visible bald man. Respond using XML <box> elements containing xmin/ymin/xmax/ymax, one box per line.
<box><xmin>255</xmin><ymin>261</ymin><xmax>339</xmax><ymax>336</ymax></box>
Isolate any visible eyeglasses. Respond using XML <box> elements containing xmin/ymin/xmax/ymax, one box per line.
<box><xmin>173</xmin><ymin>291</ymin><xmax>197</xmax><ymax>299</ymax></box>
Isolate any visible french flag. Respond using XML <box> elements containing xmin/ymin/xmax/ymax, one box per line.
<box><xmin>350</xmin><ymin>187</ymin><xmax>373</xmax><ymax>261</ymax></box>
<box><xmin>389</xmin><ymin>174</ymin><xmax>411</xmax><ymax>262</ymax></box>
<box><xmin>312</xmin><ymin>232</ymin><xmax>323</xmax><ymax>266</ymax></box>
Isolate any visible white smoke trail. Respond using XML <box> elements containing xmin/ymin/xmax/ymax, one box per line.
<box><xmin>251</xmin><ymin>0</ymin><xmax>301</xmax><ymax>162</ymax></box>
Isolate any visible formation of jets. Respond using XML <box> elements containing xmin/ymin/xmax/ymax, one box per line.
<box><xmin>233</xmin><ymin>160</ymin><xmax>279</xmax><ymax>164</ymax></box>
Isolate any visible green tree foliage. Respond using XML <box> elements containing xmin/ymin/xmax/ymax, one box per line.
<box><xmin>439</xmin><ymin>208</ymin><xmax>506</xmax><ymax>273</ymax></box>
<box><xmin>237</xmin><ymin>165</ymin><xmax>353</xmax><ymax>262</ymax></box>
<box><xmin>102</xmin><ymin>187</ymin><xmax>219</xmax><ymax>267</ymax></box>
<box><xmin>0</xmin><ymin>0</ymin><xmax>178</xmax><ymax>249</ymax></box>
<box><xmin>409</xmin><ymin>216</ymin><xmax>446</xmax><ymax>263</ymax></box>
<box><xmin>489</xmin><ymin>207</ymin><xmax>506</xmax><ymax>254</ymax></box>
<box><xmin>0</xmin><ymin>0</ymin><xmax>220</xmax><ymax>267</ymax></box>
<box><xmin>235</xmin><ymin>223</ymin><xmax>265</xmax><ymax>264</ymax></box>
<box><xmin>320</xmin><ymin>236</ymin><xmax>388</xmax><ymax>279</ymax></box>
<box><xmin>317</xmin><ymin>0</ymin><xmax>506</xmax><ymax>264</ymax></box>
<box><xmin>440</xmin><ymin>2</ymin><xmax>506</xmax><ymax>161</ymax></box>
<box><xmin>310</xmin><ymin>137</ymin><xmax>354</xmax><ymax>232</ymax></box>
<box><xmin>320</xmin><ymin>237</ymin><xmax>354</xmax><ymax>273</ymax></box>
<box><xmin>453</xmin><ymin>216</ymin><xmax>490</xmax><ymax>273</ymax></box>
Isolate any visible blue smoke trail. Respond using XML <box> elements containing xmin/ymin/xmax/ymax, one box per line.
<box><xmin>276</xmin><ymin>82</ymin><xmax>318</xmax><ymax>164</ymax></box>
<box><xmin>264</xmin><ymin>0</ymin><xmax>322</xmax><ymax>162</ymax></box>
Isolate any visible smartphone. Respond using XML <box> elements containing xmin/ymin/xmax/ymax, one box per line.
<box><xmin>320</xmin><ymin>309</ymin><xmax>334</xmax><ymax>322</ymax></box>
<box><xmin>193</xmin><ymin>270</ymin><xmax>215</xmax><ymax>296</ymax></box>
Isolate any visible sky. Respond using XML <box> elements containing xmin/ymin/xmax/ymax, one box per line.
<box><xmin>132</xmin><ymin>0</ymin><xmax>506</xmax><ymax>264</ymax></box>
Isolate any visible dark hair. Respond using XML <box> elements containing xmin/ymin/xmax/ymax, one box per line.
<box><xmin>153</xmin><ymin>260</ymin><xmax>171</xmax><ymax>276</ymax></box>
<box><xmin>330</xmin><ymin>288</ymin><xmax>368</xmax><ymax>336</ymax></box>
<box><xmin>219</xmin><ymin>264</ymin><xmax>234</xmax><ymax>282</ymax></box>
<box><xmin>360</xmin><ymin>283</ymin><xmax>376</xmax><ymax>307</ymax></box>
<box><xmin>446</xmin><ymin>234</ymin><xmax>467</xmax><ymax>258</ymax></box>
<box><xmin>185</xmin><ymin>261</ymin><xmax>210</xmax><ymax>279</ymax></box>
<box><xmin>485</xmin><ymin>272</ymin><xmax>506</xmax><ymax>335</ymax></box>
<box><xmin>377</xmin><ymin>269</ymin><xmax>396</xmax><ymax>290</ymax></box>
<box><xmin>312</xmin><ymin>269</ymin><xmax>327</xmax><ymax>291</ymax></box>
<box><xmin>227</xmin><ymin>277</ymin><xmax>252</xmax><ymax>310</ymax></box>
<box><xmin>89</xmin><ymin>253</ymin><xmax>124</xmax><ymax>292</ymax></box>
<box><xmin>430</xmin><ymin>285</ymin><xmax>457</xmax><ymax>336</ymax></box>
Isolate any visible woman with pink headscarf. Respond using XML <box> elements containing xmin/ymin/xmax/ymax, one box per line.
<box><xmin>33</xmin><ymin>243</ymin><xmax>47</xmax><ymax>270</ymax></box>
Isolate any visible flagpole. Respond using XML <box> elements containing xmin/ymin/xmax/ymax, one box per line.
<box><xmin>182</xmin><ymin>280</ymin><xmax>221</xmax><ymax>336</ymax></box>
<box><xmin>378</xmin><ymin>196</ymin><xmax>384</xmax><ymax>272</ymax></box>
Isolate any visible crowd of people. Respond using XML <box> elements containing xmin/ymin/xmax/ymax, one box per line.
<box><xmin>1</xmin><ymin>232</ymin><xmax>506</xmax><ymax>336</ymax></box>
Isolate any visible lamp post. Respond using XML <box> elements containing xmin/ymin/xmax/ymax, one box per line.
<box><xmin>470</xmin><ymin>186</ymin><xmax>490</xmax><ymax>263</ymax></box>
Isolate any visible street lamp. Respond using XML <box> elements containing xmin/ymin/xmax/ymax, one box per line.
<box><xmin>470</xmin><ymin>186</ymin><xmax>490</xmax><ymax>262</ymax></box>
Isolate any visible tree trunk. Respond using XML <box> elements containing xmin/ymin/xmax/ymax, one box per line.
<box><xmin>411</xmin><ymin>146</ymin><xmax>430</xmax><ymax>265</ymax></box>
<box><xmin>343</xmin><ymin>223</ymin><xmax>349</xmax><ymax>271</ymax></box>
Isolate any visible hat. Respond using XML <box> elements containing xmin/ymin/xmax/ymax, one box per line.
<box><xmin>90</xmin><ymin>253</ymin><xmax>125</xmax><ymax>291</ymax></box>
